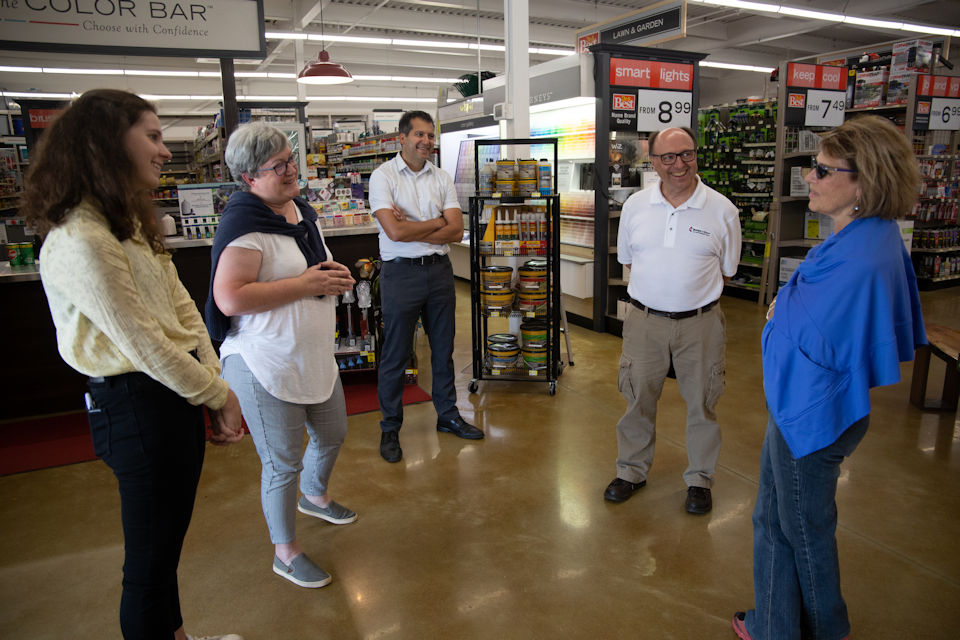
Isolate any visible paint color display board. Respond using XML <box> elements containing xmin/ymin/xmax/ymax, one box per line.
<box><xmin>913</xmin><ymin>75</ymin><xmax>960</xmax><ymax>131</ymax></box>
<box><xmin>783</xmin><ymin>63</ymin><xmax>848</xmax><ymax>128</ymax></box>
<box><xmin>608</xmin><ymin>57</ymin><xmax>694</xmax><ymax>133</ymax></box>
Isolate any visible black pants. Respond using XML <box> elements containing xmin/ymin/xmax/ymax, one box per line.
<box><xmin>87</xmin><ymin>372</ymin><xmax>206</xmax><ymax>639</ymax></box>
<box><xmin>377</xmin><ymin>256</ymin><xmax>458</xmax><ymax>431</ymax></box>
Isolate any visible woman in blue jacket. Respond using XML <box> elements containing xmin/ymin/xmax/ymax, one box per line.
<box><xmin>732</xmin><ymin>115</ymin><xmax>927</xmax><ymax>640</ymax></box>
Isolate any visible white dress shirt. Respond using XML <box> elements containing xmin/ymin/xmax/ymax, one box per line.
<box><xmin>368</xmin><ymin>154</ymin><xmax>461</xmax><ymax>260</ymax></box>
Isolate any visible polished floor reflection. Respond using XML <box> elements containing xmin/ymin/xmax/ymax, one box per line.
<box><xmin>1</xmin><ymin>284</ymin><xmax>958</xmax><ymax>639</ymax></box>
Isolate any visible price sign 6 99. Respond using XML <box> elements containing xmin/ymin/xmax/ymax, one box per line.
<box><xmin>635</xmin><ymin>89</ymin><xmax>693</xmax><ymax>131</ymax></box>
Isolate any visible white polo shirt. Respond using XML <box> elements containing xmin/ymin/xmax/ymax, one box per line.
<box><xmin>617</xmin><ymin>176</ymin><xmax>740</xmax><ymax>312</ymax></box>
<box><xmin>368</xmin><ymin>154</ymin><xmax>461</xmax><ymax>261</ymax></box>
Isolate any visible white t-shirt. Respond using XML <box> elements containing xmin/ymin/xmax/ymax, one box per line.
<box><xmin>218</xmin><ymin>212</ymin><xmax>339</xmax><ymax>404</ymax></box>
<box><xmin>618</xmin><ymin>177</ymin><xmax>741</xmax><ymax>312</ymax></box>
<box><xmin>368</xmin><ymin>154</ymin><xmax>461</xmax><ymax>260</ymax></box>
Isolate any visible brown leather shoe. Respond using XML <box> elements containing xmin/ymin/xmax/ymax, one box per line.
<box><xmin>603</xmin><ymin>477</ymin><xmax>646</xmax><ymax>503</ymax></box>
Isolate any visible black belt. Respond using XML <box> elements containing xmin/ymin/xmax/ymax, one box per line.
<box><xmin>630</xmin><ymin>298</ymin><xmax>718</xmax><ymax>320</ymax></box>
<box><xmin>89</xmin><ymin>349</ymin><xmax>199</xmax><ymax>384</ymax></box>
<box><xmin>387</xmin><ymin>254</ymin><xmax>449</xmax><ymax>266</ymax></box>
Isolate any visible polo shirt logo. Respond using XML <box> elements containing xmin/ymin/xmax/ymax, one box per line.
<box><xmin>688</xmin><ymin>225</ymin><xmax>711</xmax><ymax>237</ymax></box>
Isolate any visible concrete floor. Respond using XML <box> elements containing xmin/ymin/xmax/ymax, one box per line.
<box><xmin>1</xmin><ymin>284</ymin><xmax>958</xmax><ymax>639</ymax></box>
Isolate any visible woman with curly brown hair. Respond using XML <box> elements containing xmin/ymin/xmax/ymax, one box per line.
<box><xmin>22</xmin><ymin>89</ymin><xmax>245</xmax><ymax>640</ymax></box>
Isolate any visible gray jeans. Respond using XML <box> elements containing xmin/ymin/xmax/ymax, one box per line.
<box><xmin>615</xmin><ymin>303</ymin><xmax>726</xmax><ymax>488</ymax></box>
<box><xmin>222</xmin><ymin>354</ymin><xmax>347</xmax><ymax>544</ymax></box>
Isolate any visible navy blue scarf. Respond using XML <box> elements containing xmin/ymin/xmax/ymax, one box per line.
<box><xmin>204</xmin><ymin>191</ymin><xmax>327</xmax><ymax>342</ymax></box>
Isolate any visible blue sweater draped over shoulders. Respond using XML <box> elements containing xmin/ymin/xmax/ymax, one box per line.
<box><xmin>762</xmin><ymin>216</ymin><xmax>926</xmax><ymax>458</ymax></box>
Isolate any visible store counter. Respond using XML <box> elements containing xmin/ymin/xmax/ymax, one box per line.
<box><xmin>0</xmin><ymin>224</ymin><xmax>381</xmax><ymax>420</ymax></box>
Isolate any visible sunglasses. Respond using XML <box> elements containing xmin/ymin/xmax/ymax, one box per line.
<box><xmin>810</xmin><ymin>159</ymin><xmax>857</xmax><ymax>180</ymax></box>
<box><xmin>650</xmin><ymin>149</ymin><xmax>697</xmax><ymax>165</ymax></box>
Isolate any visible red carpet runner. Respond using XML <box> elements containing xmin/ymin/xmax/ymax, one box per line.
<box><xmin>0</xmin><ymin>380</ymin><xmax>431</xmax><ymax>476</ymax></box>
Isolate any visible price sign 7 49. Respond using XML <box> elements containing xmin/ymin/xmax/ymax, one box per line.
<box><xmin>804</xmin><ymin>89</ymin><xmax>846</xmax><ymax>127</ymax></box>
<box><xmin>636</xmin><ymin>90</ymin><xmax>693</xmax><ymax>131</ymax></box>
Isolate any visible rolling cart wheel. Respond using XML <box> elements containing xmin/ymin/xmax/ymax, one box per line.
<box><xmin>549</xmin><ymin>382</ymin><xmax>556</xmax><ymax>396</ymax></box>
<box><xmin>468</xmin><ymin>380</ymin><xmax>479</xmax><ymax>393</ymax></box>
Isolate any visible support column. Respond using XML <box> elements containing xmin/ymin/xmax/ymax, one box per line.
<box><xmin>220</xmin><ymin>58</ymin><xmax>238</xmax><ymax>138</ymax></box>
<box><xmin>503</xmin><ymin>0</ymin><xmax>530</xmax><ymax>139</ymax></box>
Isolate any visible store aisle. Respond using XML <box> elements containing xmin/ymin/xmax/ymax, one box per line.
<box><xmin>1</xmin><ymin>285</ymin><xmax>958</xmax><ymax>639</ymax></box>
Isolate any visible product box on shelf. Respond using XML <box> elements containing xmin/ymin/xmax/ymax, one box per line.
<box><xmin>779</xmin><ymin>257</ymin><xmax>804</xmax><ymax>287</ymax></box>
<box><xmin>892</xmin><ymin>39</ymin><xmax>933</xmax><ymax>72</ymax></box>
<box><xmin>886</xmin><ymin>64</ymin><xmax>916</xmax><ymax>106</ymax></box>
<box><xmin>897</xmin><ymin>219</ymin><xmax>915</xmax><ymax>252</ymax></box>
<box><xmin>853</xmin><ymin>68</ymin><xmax>889</xmax><ymax>108</ymax></box>
<box><xmin>790</xmin><ymin>166</ymin><xmax>810</xmax><ymax>197</ymax></box>
<box><xmin>804</xmin><ymin>211</ymin><xmax>834</xmax><ymax>240</ymax></box>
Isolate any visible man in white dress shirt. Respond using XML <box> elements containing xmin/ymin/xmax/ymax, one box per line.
<box><xmin>368</xmin><ymin>110</ymin><xmax>483</xmax><ymax>463</ymax></box>
<box><xmin>604</xmin><ymin>127</ymin><xmax>741</xmax><ymax>514</ymax></box>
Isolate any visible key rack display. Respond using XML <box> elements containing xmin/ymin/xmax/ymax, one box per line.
<box><xmin>468</xmin><ymin>137</ymin><xmax>563</xmax><ymax>395</ymax></box>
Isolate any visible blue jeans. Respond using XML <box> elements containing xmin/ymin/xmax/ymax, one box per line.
<box><xmin>222</xmin><ymin>354</ymin><xmax>347</xmax><ymax>544</ymax></box>
<box><xmin>744</xmin><ymin>415</ymin><xmax>869</xmax><ymax>640</ymax></box>
<box><xmin>86</xmin><ymin>371</ymin><xmax>206</xmax><ymax>639</ymax></box>
<box><xmin>377</xmin><ymin>256</ymin><xmax>459</xmax><ymax>431</ymax></box>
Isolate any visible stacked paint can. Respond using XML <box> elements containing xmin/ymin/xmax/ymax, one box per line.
<box><xmin>486</xmin><ymin>333</ymin><xmax>519</xmax><ymax>369</ymax></box>
<box><xmin>480</xmin><ymin>265</ymin><xmax>514</xmax><ymax>315</ymax></box>
<box><xmin>520</xmin><ymin>319</ymin><xmax>548</xmax><ymax>371</ymax></box>
<box><xmin>516</xmin><ymin>259</ymin><xmax>547</xmax><ymax>315</ymax></box>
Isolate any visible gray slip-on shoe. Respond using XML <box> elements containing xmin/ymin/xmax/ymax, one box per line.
<box><xmin>273</xmin><ymin>554</ymin><xmax>332</xmax><ymax>588</ymax></box>
<box><xmin>297</xmin><ymin>496</ymin><xmax>358</xmax><ymax>525</ymax></box>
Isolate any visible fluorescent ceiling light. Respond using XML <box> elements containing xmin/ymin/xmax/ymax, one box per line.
<box><xmin>240</xmin><ymin>95</ymin><xmax>299</xmax><ymax>101</ymax></box>
<box><xmin>469</xmin><ymin>43</ymin><xmax>505</xmax><ymax>51</ymax></box>
<box><xmin>899</xmin><ymin>23</ymin><xmax>958</xmax><ymax>36</ymax></box>
<box><xmin>353</xmin><ymin>75</ymin><xmax>393</xmax><ymax>81</ymax></box>
<box><xmin>392</xmin><ymin>38</ymin><xmax>468</xmax><ymax>48</ymax></box>
<box><xmin>43</xmin><ymin>68</ymin><xmax>124</xmax><ymax>75</ymax></box>
<box><xmin>702</xmin><ymin>0</ymin><xmax>780</xmax><ymax>12</ymax></box>
<box><xmin>198</xmin><ymin>72</ymin><xmax>222</xmax><ymax>78</ymax></box>
<box><xmin>778</xmin><ymin>7</ymin><xmax>844</xmax><ymax>21</ymax></box>
<box><xmin>196</xmin><ymin>58</ymin><xmax>263</xmax><ymax>65</ymax></box>
<box><xmin>139</xmin><ymin>94</ymin><xmax>192</xmax><ymax>100</ymax></box>
<box><xmin>843</xmin><ymin>16</ymin><xmax>903</xmax><ymax>29</ymax></box>
<box><xmin>4</xmin><ymin>91</ymin><xmax>76</xmax><ymax>99</ymax></box>
<box><xmin>0</xmin><ymin>66</ymin><xmax>41</xmax><ymax>73</ymax></box>
<box><xmin>126</xmin><ymin>70</ymin><xmax>200</xmax><ymax>77</ymax></box>
<box><xmin>307</xmin><ymin>34</ymin><xmax>391</xmax><ymax>44</ymax></box>
<box><xmin>701</xmin><ymin>61</ymin><xmax>775</xmax><ymax>73</ymax></box>
<box><xmin>265</xmin><ymin>31</ymin><xmax>308</xmax><ymax>40</ymax></box>
<box><xmin>531</xmin><ymin>48</ymin><xmax>575</xmax><ymax>56</ymax></box>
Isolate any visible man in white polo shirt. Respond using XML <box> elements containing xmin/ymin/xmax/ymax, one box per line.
<box><xmin>604</xmin><ymin>126</ymin><xmax>740</xmax><ymax>514</ymax></box>
<box><xmin>368</xmin><ymin>110</ymin><xmax>483</xmax><ymax>463</ymax></box>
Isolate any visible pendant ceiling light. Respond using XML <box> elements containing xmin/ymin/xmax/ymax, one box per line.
<box><xmin>297</xmin><ymin>2</ymin><xmax>353</xmax><ymax>85</ymax></box>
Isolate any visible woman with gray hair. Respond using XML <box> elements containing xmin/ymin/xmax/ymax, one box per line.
<box><xmin>206</xmin><ymin>121</ymin><xmax>357</xmax><ymax>588</ymax></box>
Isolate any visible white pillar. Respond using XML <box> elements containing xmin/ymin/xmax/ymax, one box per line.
<box><xmin>503</xmin><ymin>0</ymin><xmax>530</xmax><ymax>140</ymax></box>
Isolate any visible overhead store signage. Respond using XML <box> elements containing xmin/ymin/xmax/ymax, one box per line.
<box><xmin>577</xmin><ymin>0</ymin><xmax>685</xmax><ymax>53</ymax></box>
<box><xmin>482</xmin><ymin>64</ymin><xmax>582</xmax><ymax>113</ymax></box>
<box><xmin>608</xmin><ymin>58</ymin><xmax>693</xmax><ymax>132</ymax></box>
<box><xmin>0</xmin><ymin>0</ymin><xmax>265</xmax><ymax>58</ymax></box>
<box><xmin>913</xmin><ymin>75</ymin><xmax>960</xmax><ymax>131</ymax></box>
<box><xmin>784</xmin><ymin>63</ymin><xmax>848</xmax><ymax>128</ymax></box>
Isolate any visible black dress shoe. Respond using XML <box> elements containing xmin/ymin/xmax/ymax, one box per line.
<box><xmin>603</xmin><ymin>477</ymin><xmax>646</xmax><ymax>503</ymax></box>
<box><xmin>436</xmin><ymin>416</ymin><xmax>484</xmax><ymax>440</ymax></box>
<box><xmin>685</xmin><ymin>486</ymin><xmax>712</xmax><ymax>514</ymax></box>
<box><xmin>380</xmin><ymin>430</ymin><xmax>402</xmax><ymax>463</ymax></box>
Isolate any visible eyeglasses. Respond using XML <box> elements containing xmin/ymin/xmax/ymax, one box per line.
<box><xmin>257</xmin><ymin>155</ymin><xmax>297</xmax><ymax>177</ymax></box>
<box><xmin>650</xmin><ymin>149</ymin><xmax>697</xmax><ymax>165</ymax></box>
<box><xmin>810</xmin><ymin>159</ymin><xmax>857</xmax><ymax>180</ymax></box>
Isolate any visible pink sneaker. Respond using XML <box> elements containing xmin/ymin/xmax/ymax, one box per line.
<box><xmin>732</xmin><ymin>612</ymin><xmax>752</xmax><ymax>639</ymax></box>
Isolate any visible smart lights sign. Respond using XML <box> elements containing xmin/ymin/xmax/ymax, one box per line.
<box><xmin>0</xmin><ymin>0</ymin><xmax>265</xmax><ymax>58</ymax></box>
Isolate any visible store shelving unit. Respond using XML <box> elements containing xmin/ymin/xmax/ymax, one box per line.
<box><xmin>698</xmin><ymin>100</ymin><xmax>778</xmax><ymax>300</ymax></box>
<box><xmin>0</xmin><ymin>109</ymin><xmax>26</xmax><ymax>214</ymax></box>
<box><xmin>193</xmin><ymin>126</ymin><xmax>228</xmax><ymax>183</ymax></box>
<box><xmin>468</xmin><ymin>137</ymin><xmax>562</xmax><ymax>395</ymax></box>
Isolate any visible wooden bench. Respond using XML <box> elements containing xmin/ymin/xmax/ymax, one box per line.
<box><xmin>910</xmin><ymin>324</ymin><xmax>960</xmax><ymax>411</ymax></box>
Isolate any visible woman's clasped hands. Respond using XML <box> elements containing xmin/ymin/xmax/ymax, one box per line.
<box><xmin>299</xmin><ymin>260</ymin><xmax>357</xmax><ymax>297</ymax></box>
